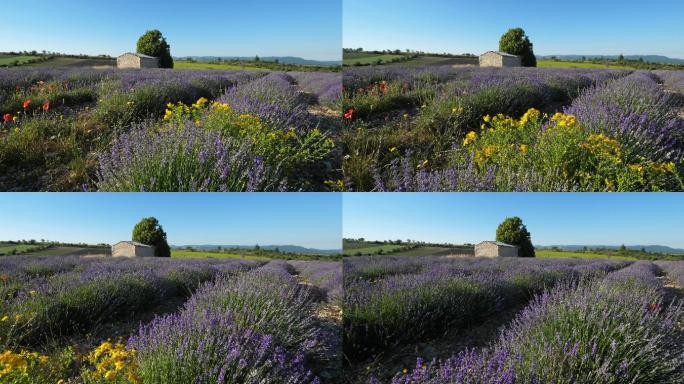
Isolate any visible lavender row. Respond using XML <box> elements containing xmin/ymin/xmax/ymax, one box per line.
<box><xmin>565</xmin><ymin>71</ymin><xmax>684</xmax><ymax>165</ymax></box>
<box><xmin>128</xmin><ymin>260</ymin><xmax>323</xmax><ymax>383</ymax></box>
<box><xmin>0</xmin><ymin>256</ymin><xmax>259</xmax><ymax>348</ymax></box>
<box><xmin>289</xmin><ymin>260</ymin><xmax>343</xmax><ymax>303</ymax></box>
<box><xmin>344</xmin><ymin>256</ymin><xmax>625</xmax><ymax>359</ymax></box>
<box><xmin>393</xmin><ymin>261</ymin><xmax>684</xmax><ymax>384</ymax></box>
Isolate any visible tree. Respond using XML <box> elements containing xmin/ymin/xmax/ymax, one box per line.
<box><xmin>136</xmin><ymin>30</ymin><xmax>173</xmax><ymax>68</ymax></box>
<box><xmin>499</xmin><ymin>27</ymin><xmax>537</xmax><ymax>67</ymax></box>
<box><xmin>132</xmin><ymin>217</ymin><xmax>170</xmax><ymax>257</ymax></box>
<box><xmin>495</xmin><ymin>216</ymin><xmax>535</xmax><ymax>257</ymax></box>
<box><xmin>618</xmin><ymin>53</ymin><xmax>625</xmax><ymax>62</ymax></box>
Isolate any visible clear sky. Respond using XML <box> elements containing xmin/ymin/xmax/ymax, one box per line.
<box><xmin>0</xmin><ymin>0</ymin><xmax>341</xmax><ymax>61</ymax></box>
<box><xmin>0</xmin><ymin>193</ymin><xmax>342</xmax><ymax>250</ymax></box>
<box><xmin>343</xmin><ymin>193</ymin><xmax>684</xmax><ymax>248</ymax></box>
<box><xmin>344</xmin><ymin>0</ymin><xmax>684</xmax><ymax>59</ymax></box>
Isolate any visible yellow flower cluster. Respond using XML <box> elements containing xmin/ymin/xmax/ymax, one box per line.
<box><xmin>462</xmin><ymin>131</ymin><xmax>478</xmax><ymax>146</ymax></box>
<box><xmin>0</xmin><ymin>350</ymin><xmax>48</xmax><ymax>379</ymax></box>
<box><xmin>519</xmin><ymin>108</ymin><xmax>541</xmax><ymax>126</ymax></box>
<box><xmin>236</xmin><ymin>113</ymin><xmax>263</xmax><ymax>130</ymax></box>
<box><xmin>85</xmin><ymin>340</ymin><xmax>140</xmax><ymax>383</ymax></box>
<box><xmin>192</xmin><ymin>97</ymin><xmax>208</xmax><ymax>109</ymax></box>
<box><xmin>1</xmin><ymin>313</ymin><xmax>24</xmax><ymax>322</ymax></box>
<box><xmin>650</xmin><ymin>162</ymin><xmax>676</xmax><ymax>174</ymax></box>
<box><xmin>211</xmin><ymin>101</ymin><xmax>232</xmax><ymax>112</ymax></box>
<box><xmin>550</xmin><ymin>112</ymin><xmax>577</xmax><ymax>128</ymax></box>
<box><xmin>580</xmin><ymin>133</ymin><xmax>622</xmax><ymax>162</ymax></box>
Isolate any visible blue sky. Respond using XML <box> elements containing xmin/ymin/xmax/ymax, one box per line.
<box><xmin>0</xmin><ymin>0</ymin><xmax>341</xmax><ymax>60</ymax></box>
<box><xmin>343</xmin><ymin>193</ymin><xmax>684</xmax><ymax>248</ymax></box>
<box><xmin>0</xmin><ymin>193</ymin><xmax>342</xmax><ymax>249</ymax></box>
<box><xmin>344</xmin><ymin>0</ymin><xmax>684</xmax><ymax>59</ymax></box>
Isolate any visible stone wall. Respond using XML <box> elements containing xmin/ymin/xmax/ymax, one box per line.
<box><xmin>112</xmin><ymin>242</ymin><xmax>155</xmax><ymax>257</ymax></box>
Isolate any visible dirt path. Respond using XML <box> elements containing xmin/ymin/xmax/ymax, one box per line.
<box><xmin>343</xmin><ymin>303</ymin><xmax>524</xmax><ymax>384</ymax></box>
<box><xmin>291</xmin><ymin>269</ymin><xmax>343</xmax><ymax>383</ymax></box>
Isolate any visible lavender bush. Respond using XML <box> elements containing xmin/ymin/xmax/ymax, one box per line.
<box><xmin>395</xmin><ymin>261</ymin><xmax>684</xmax><ymax>384</ymax></box>
<box><xmin>96</xmin><ymin>119</ymin><xmax>283</xmax><ymax>191</ymax></box>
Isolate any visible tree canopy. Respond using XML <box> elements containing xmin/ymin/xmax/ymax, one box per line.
<box><xmin>499</xmin><ymin>28</ymin><xmax>537</xmax><ymax>67</ymax></box>
<box><xmin>132</xmin><ymin>217</ymin><xmax>171</xmax><ymax>257</ymax></box>
<box><xmin>136</xmin><ymin>29</ymin><xmax>174</xmax><ymax>68</ymax></box>
<box><xmin>495</xmin><ymin>216</ymin><xmax>535</xmax><ymax>257</ymax></box>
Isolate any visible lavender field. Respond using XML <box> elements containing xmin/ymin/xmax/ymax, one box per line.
<box><xmin>0</xmin><ymin>255</ymin><xmax>342</xmax><ymax>383</ymax></box>
<box><xmin>342</xmin><ymin>66</ymin><xmax>684</xmax><ymax>191</ymax></box>
<box><xmin>343</xmin><ymin>255</ymin><xmax>684</xmax><ymax>383</ymax></box>
<box><xmin>0</xmin><ymin>67</ymin><xmax>341</xmax><ymax>191</ymax></box>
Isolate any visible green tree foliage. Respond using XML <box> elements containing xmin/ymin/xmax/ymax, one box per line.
<box><xmin>499</xmin><ymin>28</ymin><xmax>537</xmax><ymax>67</ymax></box>
<box><xmin>496</xmin><ymin>216</ymin><xmax>535</xmax><ymax>257</ymax></box>
<box><xmin>132</xmin><ymin>217</ymin><xmax>171</xmax><ymax>257</ymax></box>
<box><xmin>136</xmin><ymin>30</ymin><xmax>174</xmax><ymax>68</ymax></box>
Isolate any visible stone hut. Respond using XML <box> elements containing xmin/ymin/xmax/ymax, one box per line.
<box><xmin>116</xmin><ymin>52</ymin><xmax>159</xmax><ymax>69</ymax></box>
<box><xmin>474</xmin><ymin>241</ymin><xmax>519</xmax><ymax>257</ymax></box>
<box><xmin>479</xmin><ymin>51</ymin><xmax>521</xmax><ymax>67</ymax></box>
<box><xmin>111</xmin><ymin>241</ymin><xmax>155</xmax><ymax>257</ymax></box>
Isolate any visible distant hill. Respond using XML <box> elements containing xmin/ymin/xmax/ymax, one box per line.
<box><xmin>171</xmin><ymin>244</ymin><xmax>341</xmax><ymax>255</ymax></box>
<box><xmin>537</xmin><ymin>245</ymin><xmax>684</xmax><ymax>254</ymax></box>
<box><xmin>176</xmin><ymin>56</ymin><xmax>341</xmax><ymax>66</ymax></box>
<box><xmin>537</xmin><ymin>54</ymin><xmax>684</xmax><ymax>65</ymax></box>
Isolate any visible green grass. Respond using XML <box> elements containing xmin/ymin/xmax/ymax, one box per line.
<box><xmin>537</xmin><ymin>60</ymin><xmax>636</xmax><ymax>70</ymax></box>
<box><xmin>172</xmin><ymin>250</ymin><xmax>271</xmax><ymax>260</ymax></box>
<box><xmin>536</xmin><ymin>249</ymin><xmax>637</xmax><ymax>260</ymax></box>
<box><xmin>343</xmin><ymin>244</ymin><xmax>407</xmax><ymax>256</ymax></box>
<box><xmin>393</xmin><ymin>246</ymin><xmax>467</xmax><ymax>257</ymax></box>
<box><xmin>26</xmin><ymin>247</ymin><xmax>87</xmax><ymax>256</ymax></box>
<box><xmin>0</xmin><ymin>243</ymin><xmax>43</xmax><ymax>254</ymax></box>
<box><xmin>174</xmin><ymin>61</ymin><xmax>270</xmax><ymax>71</ymax></box>
<box><xmin>343</xmin><ymin>53</ymin><xmax>404</xmax><ymax>66</ymax></box>
<box><xmin>0</xmin><ymin>55</ymin><xmax>39</xmax><ymax>66</ymax></box>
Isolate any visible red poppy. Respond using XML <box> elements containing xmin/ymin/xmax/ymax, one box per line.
<box><xmin>343</xmin><ymin>109</ymin><xmax>353</xmax><ymax>120</ymax></box>
<box><xmin>42</xmin><ymin>101</ymin><xmax>50</xmax><ymax>111</ymax></box>
<box><xmin>648</xmin><ymin>303</ymin><xmax>660</xmax><ymax>312</ymax></box>
<box><xmin>22</xmin><ymin>99</ymin><xmax>31</xmax><ymax>108</ymax></box>
<box><xmin>3</xmin><ymin>114</ymin><xmax>13</xmax><ymax>122</ymax></box>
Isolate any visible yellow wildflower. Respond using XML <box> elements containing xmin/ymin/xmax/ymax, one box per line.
<box><xmin>483</xmin><ymin>145</ymin><xmax>496</xmax><ymax>159</ymax></box>
<box><xmin>14</xmin><ymin>314</ymin><xmax>22</xmax><ymax>321</ymax></box>
<box><xmin>483</xmin><ymin>114</ymin><xmax>491</xmax><ymax>122</ymax></box>
<box><xmin>463</xmin><ymin>131</ymin><xmax>478</xmax><ymax>146</ymax></box>
<box><xmin>651</xmin><ymin>162</ymin><xmax>676</xmax><ymax>173</ymax></box>
<box><xmin>1</xmin><ymin>316</ymin><xmax>8</xmax><ymax>322</ymax></box>
<box><xmin>403</xmin><ymin>368</ymin><xmax>408</xmax><ymax>374</ymax></box>
<box><xmin>104</xmin><ymin>370</ymin><xmax>116</xmax><ymax>380</ymax></box>
<box><xmin>519</xmin><ymin>144</ymin><xmax>529</xmax><ymax>153</ymax></box>
<box><xmin>389</xmin><ymin>147</ymin><xmax>397</xmax><ymax>153</ymax></box>
<box><xmin>628</xmin><ymin>164</ymin><xmax>644</xmax><ymax>173</ymax></box>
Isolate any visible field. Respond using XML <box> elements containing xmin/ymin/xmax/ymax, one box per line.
<box><xmin>0</xmin><ymin>56</ymin><xmax>39</xmax><ymax>67</ymax></box>
<box><xmin>536</xmin><ymin>249</ymin><xmax>638</xmax><ymax>260</ymax></box>
<box><xmin>342</xmin><ymin>65</ymin><xmax>684</xmax><ymax>191</ymax></box>
<box><xmin>343</xmin><ymin>255</ymin><xmax>684</xmax><ymax>383</ymax></box>
<box><xmin>0</xmin><ymin>254</ymin><xmax>342</xmax><ymax>383</ymax></box>
<box><xmin>343</xmin><ymin>52</ymin><xmax>405</xmax><ymax>66</ymax></box>
<box><xmin>537</xmin><ymin>60</ymin><xmax>638</xmax><ymax>70</ymax></box>
<box><xmin>0</xmin><ymin>67</ymin><xmax>341</xmax><ymax>191</ymax></box>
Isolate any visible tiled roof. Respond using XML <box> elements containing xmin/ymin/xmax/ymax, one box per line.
<box><xmin>481</xmin><ymin>51</ymin><xmax>519</xmax><ymax>58</ymax></box>
<box><xmin>477</xmin><ymin>241</ymin><xmax>518</xmax><ymax>248</ymax></box>
<box><xmin>113</xmin><ymin>241</ymin><xmax>153</xmax><ymax>247</ymax></box>
<box><xmin>119</xmin><ymin>52</ymin><xmax>157</xmax><ymax>59</ymax></box>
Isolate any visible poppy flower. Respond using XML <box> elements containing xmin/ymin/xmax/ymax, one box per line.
<box><xmin>3</xmin><ymin>114</ymin><xmax>12</xmax><ymax>122</ymax></box>
<box><xmin>42</xmin><ymin>101</ymin><xmax>50</xmax><ymax>111</ymax></box>
<box><xmin>343</xmin><ymin>109</ymin><xmax>353</xmax><ymax>120</ymax></box>
<box><xmin>648</xmin><ymin>303</ymin><xmax>660</xmax><ymax>312</ymax></box>
<box><xmin>22</xmin><ymin>99</ymin><xmax>31</xmax><ymax>108</ymax></box>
